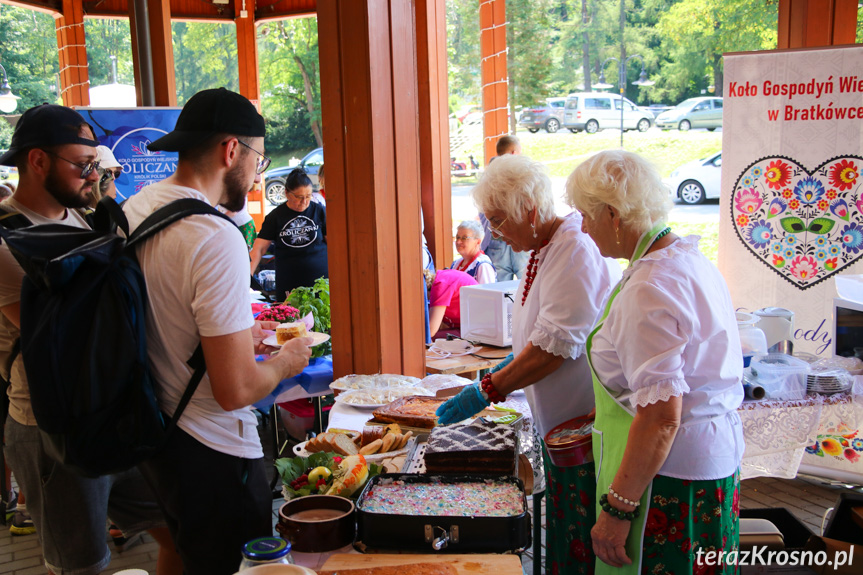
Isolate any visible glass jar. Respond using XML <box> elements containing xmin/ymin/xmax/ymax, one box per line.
<box><xmin>238</xmin><ymin>536</ymin><xmax>294</xmax><ymax>571</ymax></box>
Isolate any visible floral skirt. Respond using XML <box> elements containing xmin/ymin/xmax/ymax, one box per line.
<box><xmin>543</xmin><ymin>444</ymin><xmax>596</xmax><ymax>575</ymax></box>
<box><xmin>641</xmin><ymin>470</ymin><xmax>740</xmax><ymax>575</ymax></box>
<box><xmin>238</xmin><ymin>220</ymin><xmax>257</xmax><ymax>251</ymax></box>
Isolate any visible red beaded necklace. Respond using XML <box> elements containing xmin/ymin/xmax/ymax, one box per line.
<box><xmin>521</xmin><ymin>239</ymin><xmax>548</xmax><ymax>305</ymax></box>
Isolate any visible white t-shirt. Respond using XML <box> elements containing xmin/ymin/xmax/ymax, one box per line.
<box><xmin>0</xmin><ymin>198</ymin><xmax>90</xmax><ymax>426</ymax></box>
<box><xmin>512</xmin><ymin>213</ymin><xmax>621</xmax><ymax>436</ymax></box>
<box><xmin>590</xmin><ymin>235</ymin><xmax>745</xmax><ymax>480</ymax></box>
<box><xmin>122</xmin><ymin>183</ymin><xmax>260</xmax><ymax>458</ymax></box>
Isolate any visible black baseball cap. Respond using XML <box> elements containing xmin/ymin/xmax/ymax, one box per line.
<box><xmin>0</xmin><ymin>104</ymin><xmax>98</xmax><ymax>166</ymax></box>
<box><xmin>148</xmin><ymin>88</ymin><xmax>265</xmax><ymax>152</ymax></box>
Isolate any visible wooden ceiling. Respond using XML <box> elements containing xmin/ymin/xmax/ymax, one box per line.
<box><xmin>1</xmin><ymin>0</ymin><xmax>316</xmax><ymax>21</ymax></box>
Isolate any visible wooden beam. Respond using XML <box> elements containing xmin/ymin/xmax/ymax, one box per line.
<box><xmin>235</xmin><ymin>1</ymin><xmax>260</xmax><ymax>107</ymax></box>
<box><xmin>416</xmin><ymin>0</ymin><xmax>453</xmax><ymax>272</ymax></box>
<box><xmin>55</xmin><ymin>0</ymin><xmax>89</xmax><ymax>107</ymax></box>
<box><xmin>778</xmin><ymin>0</ymin><xmax>859</xmax><ymax>48</ymax></box>
<box><xmin>147</xmin><ymin>0</ymin><xmax>176</xmax><ymax>106</ymax></box>
<box><xmin>318</xmin><ymin>0</ymin><xmax>425</xmax><ymax>378</ymax></box>
<box><xmin>479</xmin><ymin>0</ymin><xmax>508</xmax><ymax>166</ymax></box>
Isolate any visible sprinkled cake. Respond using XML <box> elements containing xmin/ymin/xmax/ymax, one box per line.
<box><xmin>423</xmin><ymin>420</ymin><xmax>516</xmax><ymax>475</ymax></box>
<box><xmin>359</xmin><ymin>479</ymin><xmax>524</xmax><ymax>517</ymax></box>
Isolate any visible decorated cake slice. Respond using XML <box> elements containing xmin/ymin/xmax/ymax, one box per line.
<box><xmin>423</xmin><ymin>420</ymin><xmax>517</xmax><ymax>475</ymax></box>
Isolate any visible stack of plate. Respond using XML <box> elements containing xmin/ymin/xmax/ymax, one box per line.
<box><xmin>806</xmin><ymin>371</ymin><xmax>852</xmax><ymax>395</ymax></box>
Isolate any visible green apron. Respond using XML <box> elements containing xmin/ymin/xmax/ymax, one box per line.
<box><xmin>585</xmin><ymin>222</ymin><xmax>668</xmax><ymax>575</ymax></box>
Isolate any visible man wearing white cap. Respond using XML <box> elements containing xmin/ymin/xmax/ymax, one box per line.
<box><xmin>89</xmin><ymin>145</ymin><xmax>122</xmax><ymax>205</ymax></box>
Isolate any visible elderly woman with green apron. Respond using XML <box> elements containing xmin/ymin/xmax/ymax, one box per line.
<box><xmin>437</xmin><ymin>154</ymin><xmax>620</xmax><ymax>573</ymax></box>
<box><xmin>566</xmin><ymin>150</ymin><xmax>744</xmax><ymax>574</ymax></box>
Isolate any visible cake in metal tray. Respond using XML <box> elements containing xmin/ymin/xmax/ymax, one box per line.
<box><xmin>423</xmin><ymin>420</ymin><xmax>516</xmax><ymax>475</ymax></box>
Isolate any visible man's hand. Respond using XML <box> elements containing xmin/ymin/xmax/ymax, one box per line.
<box><xmin>252</xmin><ymin>320</ymin><xmax>279</xmax><ymax>355</ymax></box>
<box><xmin>275</xmin><ymin>336</ymin><xmax>313</xmax><ymax>379</ymax></box>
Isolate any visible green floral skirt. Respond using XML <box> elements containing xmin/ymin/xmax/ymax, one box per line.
<box><xmin>640</xmin><ymin>470</ymin><xmax>740</xmax><ymax>575</ymax></box>
<box><xmin>543</xmin><ymin>444</ymin><xmax>596</xmax><ymax>575</ymax></box>
<box><xmin>238</xmin><ymin>220</ymin><xmax>257</xmax><ymax>251</ymax></box>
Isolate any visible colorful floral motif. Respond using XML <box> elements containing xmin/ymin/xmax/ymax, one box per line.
<box><xmin>543</xmin><ymin>446</ymin><xmax>595</xmax><ymax>575</ymax></box>
<box><xmin>732</xmin><ymin>156</ymin><xmax>863</xmax><ymax>288</ymax></box>
<box><xmin>806</xmin><ymin>425</ymin><xmax>863</xmax><ymax>464</ymax></box>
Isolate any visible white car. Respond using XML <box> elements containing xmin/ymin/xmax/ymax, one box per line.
<box><xmin>664</xmin><ymin>151</ymin><xmax>722</xmax><ymax>204</ymax></box>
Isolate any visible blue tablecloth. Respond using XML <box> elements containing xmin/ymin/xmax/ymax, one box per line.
<box><xmin>253</xmin><ymin>355</ymin><xmax>334</xmax><ymax>411</ymax></box>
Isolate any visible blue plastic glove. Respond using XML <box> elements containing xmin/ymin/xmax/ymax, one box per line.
<box><xmin>435</xmin><ymin>384</ymin><xmax>490</xmax><ymax>425</ymax></box>
<box><xmin>490</xmin><ymin>352</ymin><xmax>514</xmax><ymax>374</ymax></box>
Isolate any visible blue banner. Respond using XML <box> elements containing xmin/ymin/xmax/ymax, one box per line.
<box><xmin>77</xmin><ymin>108</ymin><xmax>181</xmax><ymax>202</ymax></box>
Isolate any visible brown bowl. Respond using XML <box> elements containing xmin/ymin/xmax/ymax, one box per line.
<box><xmin>276</xmin><ymin>495</ymin><xmax>355</xmax><ymax>553</ymax></box>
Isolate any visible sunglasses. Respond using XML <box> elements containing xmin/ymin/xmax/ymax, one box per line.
<box><xmin>43</xmin><ymin>150</ymin><xmax>100</xmax><ymax>179</ymax></box>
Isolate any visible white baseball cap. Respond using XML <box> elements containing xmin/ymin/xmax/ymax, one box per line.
<box><xmin>96</xmin><ymin>145</ymin><xmax>121</xmax><ymax>170</ymax></box>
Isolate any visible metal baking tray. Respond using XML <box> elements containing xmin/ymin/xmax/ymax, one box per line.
<box><xmin>355</xmin><ymin>474</ymin><xmax>531</xmax><ymax>553</ymax></box>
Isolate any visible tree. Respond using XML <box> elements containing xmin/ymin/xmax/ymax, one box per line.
<box><xmin>172</xmin><ymin>21</ymin><xmax>239</xmax><ymax>106</ymax></box>
<box><xmin>84</xmin><ymin>18</ymin><xmax>134</xmax><ymax>87</ymax></box>
<box><xmin>258</xmin><ymin>17</ymin><xmax>322</xmax><ymax>148</ymax></box>
<box><xmin>0</xmin><ymin>5</ymin><xmax>59</xmax><ymax>112</ymax></box>
<box><xmin>655</xmin><ymin>0</ymin><xmax>777</xmax><ymax>100</ymax></box>
<box><xmin>446</xmin><ymin>0</ymin><xmax>481</xmax><ymax>111</ymax></box>
<box><xmin>507</xmin><ymin>0</ymin><xmax>555</xmax><ymax>109</ymax></box>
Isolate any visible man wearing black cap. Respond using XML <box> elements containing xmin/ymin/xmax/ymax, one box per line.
<box><xmin>0</xmin><ymin>105</ymin><xmax>180</xmax><ymax>574</ymax></box>
<box><xmin>122</xmin><ymin>88</ymin><xmax>312</xmax><ymax>575</ymax></box>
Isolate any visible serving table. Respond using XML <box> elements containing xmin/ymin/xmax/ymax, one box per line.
<box><xmin>321</xmin><ymin>553</ymin><xmax>523</xmax><ymax>574</ymax></box>
<box><xmin>425</xmin><ymin>345</ymin><xmax>511</xmax><ymax>376</ymax></box>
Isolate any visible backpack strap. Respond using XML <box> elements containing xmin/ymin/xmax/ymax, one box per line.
<box><xmin>93</xmin><ymin>196</ymin><xmax>130</xmax><ymax>237</ymax></box>
<box><xmin>0</xmin><ymin>205</ymin><xmax>32</xmax><ymax>231</ymax></box>
<box><xmin>128</xmin><ymin>198</ymin><xmax>232</xmax><ymax>248</ymax></box>
<box><xmin>163</xmin><ymin>343</ymin><xmax>207</xmax><ymax>433</ymax></box>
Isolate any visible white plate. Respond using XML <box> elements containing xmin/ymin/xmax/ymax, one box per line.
<box><xmin>263</xmin><ymin>332</ymin><xmax>330</xmax><ymax>348</ymax></box>
<box><xmin>293</xmin><ymin>436</ymin><xmax>415</xmax><ymax>462</ymax></box>
<box><xmin>334</xmin><ymin>387</ymin><xmax>433</xmax><ymax>409</ymax></box>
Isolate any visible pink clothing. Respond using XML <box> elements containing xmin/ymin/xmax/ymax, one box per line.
<box><xmin>429</xmin><ymin>269</ymin><xmax>478</xmax><ymax>327</ymax></box>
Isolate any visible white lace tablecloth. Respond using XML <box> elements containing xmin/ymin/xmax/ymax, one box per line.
<box><xmin>739</xmin><ymin>388</ymin><xmax>863</xmax><ymax>480</ymax></box>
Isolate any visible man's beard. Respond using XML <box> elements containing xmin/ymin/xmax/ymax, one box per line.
<box><xmin>221</xmin><ymin>161</ymin><xmax>252</xmax><ymax>212</ymax></box>
<box><xmin>45</xmin><ymin>164</ymin><xmax>92</xmax><ymax>209</ymax></box>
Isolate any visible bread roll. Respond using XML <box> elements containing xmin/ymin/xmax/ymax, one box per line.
<box><xmin>361</xmin><ymin>426</ymin><xmax>385</xmax><ymax>447</ymax></box>
<box><xmin>359</xmin><ymin>439</ymin><xmax>383</xmax><ymax>455</ymax></box>
<box><xmin>398</xmin><ymin>430</ymin><xmax>413</xmax><ymax>449</ymax></box>
<box><xmin>380</xmin><ymin>432</ymin><xmax>397</xmax><ymax>453</ymax></box>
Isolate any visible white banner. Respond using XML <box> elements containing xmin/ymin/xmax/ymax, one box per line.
<box><xmin>719</xmin><ymin>46</ymin><xmax>863</xmax><ymax>356</ymax></box>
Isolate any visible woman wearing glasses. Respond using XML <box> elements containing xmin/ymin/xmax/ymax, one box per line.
<box><xmin>436</xmin><ymin>154</ymin><xmax>620</xmax><ymax>574</ymax></box>
<box><xmin>250</xmin><ymin>168</ymin><xmax>328</xmax><ymax>299</ymax></box>
<box><xmin>449</xmin><ymin>220</ymin><xmax>495</xmax><ymax>284</ymax></box>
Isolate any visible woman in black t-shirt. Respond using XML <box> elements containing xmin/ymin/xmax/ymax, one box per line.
<box><xmin>250</xmin><ymin>169</ymin><xmax>328</xmax><ymax>299</ymax></box>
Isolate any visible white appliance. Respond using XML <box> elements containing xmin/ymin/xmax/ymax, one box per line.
<box><xmin>833</xmin><ymin>296</ymin><xmax>863</xmax><ymax>358</ymax></box>
<box><xmin>459</xmin><ymin>280</ymin><xmax>518</xmax><ymax>347</ymax></box>
<box><xmin>753</xmin><ymin>307</ymin><xmax>794</xmax><ymax>353</ymax></box>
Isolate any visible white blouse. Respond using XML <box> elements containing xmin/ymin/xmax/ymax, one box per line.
<box><xmin>512</xmin><ymin>213</ymin><xmax>621</xmax><ymax>436</ymax></box>
<box><xmin>450</xmin><ymin>253</ymin><xmax>496</xmax><ymax>284</ymax></box>
<box><xmin>590</xmin><ymin>236</ymin><xmax>745</xmax><ymax>480</ymax></box>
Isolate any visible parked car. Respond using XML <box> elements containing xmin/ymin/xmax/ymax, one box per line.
<box><xmin>0</xmin><ymin>165</ymin><xmax>11</xmax><ymax>180</ymax></box>
<box><xmin>562</xmin><ymin>92</ymin><xmax>653</xmax><ymax>134</ymax></box>
<box><xmin>655</xmin><ymin>97</ymin><xmax>723</xmax><ymax>131</ymax></box>
<box><xmin>518</xmin><ymin>97</ymin><xmax>566</xmax><ymax>133</ymax></box>
<box><xmin>264</xmin><ymin>147</ymin><xmax>323</xmax><ymax>205</ymax></box>
<box><xmin>664</xmin><ymin>150</ymin><xmax>722</xmax><ymax>204</ymax></box>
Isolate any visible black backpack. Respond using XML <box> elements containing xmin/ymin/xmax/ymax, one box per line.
<box><xmin>0</xmin><ymin>197</ymin><xmax>232</xmax><ymax>477</ymax></box>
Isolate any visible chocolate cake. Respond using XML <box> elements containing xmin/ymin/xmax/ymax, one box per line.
<box><xmin>423</xmin><ymin>420</ymin><xmax>517</xmax><ymax>475</ymax></box>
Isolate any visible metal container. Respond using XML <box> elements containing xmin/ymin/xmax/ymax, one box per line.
<box><xmin>355</xmin><ymin>474</ymin><xmax>531</xmax><ymax>553</ymax></box>
<box><xmin>544</xmin><ymin>415</ymin><xmax>594</xmax><ymax>467</ymax></box>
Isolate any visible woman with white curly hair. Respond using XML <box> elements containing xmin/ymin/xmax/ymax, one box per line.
<box><xmin>566</xmin><ymin>150</ymin><xmax>743</xmax><ymax>575</ymax></box>
<box><xmin>449</xmin><ymin>219</ymin><xmax>495</xmax><ymax>284</ymax></box>
<box><xmin>437</xmin><ymin>153</ymin><xmax>620</xmax><ymax>573</ymax></box>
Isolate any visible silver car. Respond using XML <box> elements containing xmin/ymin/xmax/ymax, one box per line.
<box><xmin>655</xmin><ymin>97</ymin><xmax>723</xmax><ymax>131</ymax></box>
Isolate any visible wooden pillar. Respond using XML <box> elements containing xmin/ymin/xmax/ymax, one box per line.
<box><xmin>55</xmin><ymin>0</ymin><xmax>89</xmax><ymax>107</ymax></box>
<box><xmin>235</xmin><ymin>3</ymin><xmax>260</xmax><ymax>107</ymax></box>
<box><xmin>778</xmin><ymin>0</ymin><xmax>859</xmax><ymax>49</ymax></box>
<box><xmin>479</xmin><ymin>0</ymin><xmax>509</xmax><ymax>166</ymax></box>
<box><xmin>128</xmin><ymin>0</ymin><xmax>176</xmax><ymax>107</ymax></box>
<box><xmin>318</xmin><ymin>0</ymin><xmax>426</xmax><ymax>378</ymax></box>
<box><xmin>416</xmin><ymin>0</ymin><xmax>453</xmax><ymax>271</ymax></box>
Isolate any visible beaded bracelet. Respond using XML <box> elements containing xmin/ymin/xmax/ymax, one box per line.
<box><xmin>599</xmin><ymin>494</ymin><xmax>639</xmax><ymax>521</ymax></box>
<box><xmin>480</xmin><ymin>373</ymin><xmax>506</xmax><ymax>403</ymax></box>
<box><xmin>608</xmin><ymin>484</ymin><xmax>640</xmax><ymax>507</ymax></box>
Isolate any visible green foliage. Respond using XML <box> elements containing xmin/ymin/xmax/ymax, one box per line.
<box><xmin>667</xmin><ymin>218</ymin><xmax>719</xmax><ymax>264</ymax></box>
<box><xmin>285</xmin><ymin>277</ymin><xmax>331</xmax><ymax>358</ymax></box>
<box><xmin>0</xmin><ymin>119</ymin><xmax>13</xmax><ymax>149</ymax></box>
<box><xmin>265</xmin><ymin>107</ymin><xmax>317</xmax><ymax>154</ymax></box>
<box><xmin>172</xmin><ymin>22</ymin><xmax>239</xmax><ymax>106</ymax></box>
<box><xmin>0</xmin><ymin>5</ymin><xmax>60</xmax><ymax>112</ymax></box>
<box><xmin>507</xmin><ymin>0</ymin><xmax>555</xmax><ymax>108</ymax></box>
<box><xmin>84</xmin><ymin>18</ymin><xmax>134</xmax><ymax>87</ymax></box>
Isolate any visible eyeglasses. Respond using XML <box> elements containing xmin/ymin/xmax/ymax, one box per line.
<box><xmin>289</xmin><ymin>192</ymin><xmax>313</xmax><ymax>202</ymax></box>
<box><xmin>42</xmin><ymin>150</ymin><xmax>99</xmax><ymax>179</ymax></box>
<box><xmin>488</xmin><ymin>216</ymin><xmax>508</xmax><ymax>239</ymax></box>
<box><xmin>237</xmin><ymin>140</ymin><xmax>271</xmax><ymax>174</ymax></box>
<box><xmin>455</xmin><ymin>235</ymin><xmax>477</xmax><ymax>242</ymax></box>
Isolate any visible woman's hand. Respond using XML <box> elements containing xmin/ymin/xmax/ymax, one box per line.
<box><xmin>591</xmin><ymin>510</ymin><xmax>633</xmax><ymax>568</ymax></box>
<box><xmin>435</xmin><ymin>384</ymin><xmax>490</xmax><ymax>425</ymax></box>
<box><xmin>252</xmin><ymin>320</ymin><xmax>280</xmax><ymax>355</ymax></box>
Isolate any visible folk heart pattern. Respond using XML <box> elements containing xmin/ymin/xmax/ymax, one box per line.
<box><xmin>731</xmin><ymin>156</ymin><xmax>862</xmax><ymax>289</ymax></box>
